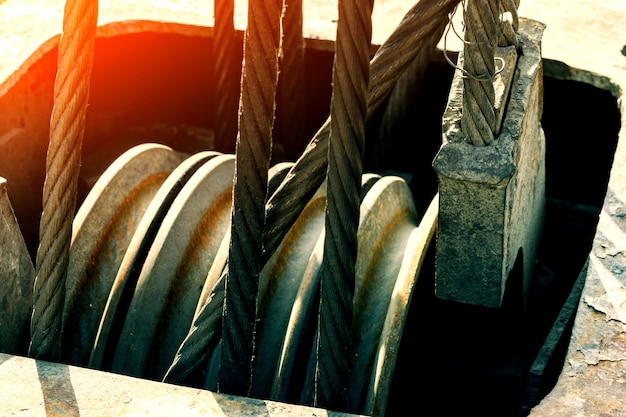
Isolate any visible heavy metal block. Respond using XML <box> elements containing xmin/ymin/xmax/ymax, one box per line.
<box><xmin>432</xmin><ymin>19</ymin><xmax>547</xmax><ymax>308</ymax></box>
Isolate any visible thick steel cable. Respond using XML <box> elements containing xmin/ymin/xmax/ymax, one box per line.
<box><xmin>163</xmin><ymin>266</ymin><xmax>226</xmax><ymax>384</ymax></box>
<box><xmin>163</xmin><ymin>0</ymin><xmax>460</xmax><ymax>387</ymax></box>
<box><xmin>275</xmin><ymin>0</ymin><xmax>307</xmax><ymax>160</ymax></box>
<box><xmin>460</xmin><ymin>0</ymin><xmax>499</xmax><ymax>146</ymax></box>
<box><xmin>218</xmin><ymin>0</ymin><xmax>282</xmax><ymax>397</ymax></box>
<box><xmin>498</xmin><ymin>0</ymin><xmax>519</xmax><ymax>47</ymax></box>
<box><xmin>313</xmin><ymin>0</ymin><xmax>373</xmax><ymax>410</ymax></box>
<box><xmin>213</xmin><ymin>0</ymin><xmax>239</xmax><ymax>153</ymax></box>
<box><xmin>29</xmin><ymin>0</ymin><xmax>98</xmax><ymax>361</ymax></box>
<box><xmin>263</xmin><ymin>0</ymin><xmax>460</xmax><ymax>259</ymax></box>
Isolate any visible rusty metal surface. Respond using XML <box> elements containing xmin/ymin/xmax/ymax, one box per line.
<box><xmin>251</xmin><ymin>178</ymin><xmax>328</xmax><ymax>398</ymax></box>
<box><xmin>196</xmin><ymin>161</ymin><xmax>298</xmax><ymax>391</ymax></box>
<box><xmin>62</xmin><ymin>143</ymin><xmax>184</xmax><ymax>365</ymax></box>
<box><xmin>270</xmin><ymin>227</ymin><xmax>326</xmax><ymax>401</ymax></box>
<box><xmin>348</xmin><ymin>176</ymin><xmax>419</xmax><ymax>413</ymax></box>
<box><xmin>364</xmin><ymin>193</ymin><xmax>438</xmax><ymax>417</ymax></box>
<box><xmin>89</xmin><ymin>150</ymin><xmax>222</xmax><ymax>371</ymax></box>
<box><xmin>251</xmin><ymin>174</ymin><xmax>435</xmax><ymax>417</ymax></box>
<box><xmin>111</xmin><ymin>154</ymin><xmax>235</xmax><ymax>379</ymax></box>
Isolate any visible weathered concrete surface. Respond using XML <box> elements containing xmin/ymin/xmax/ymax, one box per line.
<box><xmin>517</xmin><ymin>2</ymin><xmax>626</xmax><ymax>416</ymax></box>
<box><xmin>63</xmin><ymin>144</ymin><xmax>184</xmax><ymax>366</ymax></box>
<box><xmin>432</xmin><ymin>19</ymin><xmax>546</xmax><ymax>308</ymax></box>
<box><xmin>0</xmin><ymin>0</ymin><xmax>408</xmax><ymax>88</ymax></box>
<box><xmin>0</xmin><ymin>352</ymin><xmax>362</xmax><ymax>417</ymax></box>
<box><xmin>527</xmin><ymin>215</ymin><xmax>626</xmax><ymax>417</ymax></box>
<box><xmin>528</xmin><ymin>174</ymin><xmax>626</xmax><ymax>416</ymax></box>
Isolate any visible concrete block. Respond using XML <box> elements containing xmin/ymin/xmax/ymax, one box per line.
<box><xmin>432</xmin><ymin>18</ymin><xmax>547</xmax><ymax>308</ymax></box>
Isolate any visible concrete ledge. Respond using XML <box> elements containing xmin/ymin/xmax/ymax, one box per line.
<box><xmin>519</xmin><ymin>2</ymin><xmax>626</xmax><ymax>415</ymax></box>
<box><xmin>528</xmin><ymin>66</ymin><xmax>626</xmax><ymax>416</ymax></box>
<box><xmin>0</xmin><ymin>353</ymin><xmax>361</xmax><ymax>416</ymax></box>
<box><xmin>0</xmin><ymin>0</ymin><xmax>409</xmax><ymax>92</ymax></box>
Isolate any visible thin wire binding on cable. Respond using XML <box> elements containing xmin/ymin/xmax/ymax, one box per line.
<box><xmin>460</xmin><ymin>0</ymin><xmax>499</xmax><ymax>146</ymax></box>
<box><xmin>312</xmin><ymin>0</ymin><xmax>373</xmax><ymax>411</ymax></box>
<box><xmin>442</xmin><ymin>3</ymin><xmax>506</xmax><ymax>82</ymax></box>
<box><xmin>213</xmin><ymin>0</ymin><xmax>239</xmax><ymax>153</ymax></box>
<box><xmin>218</xmin><ymin>0</ymin><xmax>283</xmax><ymax>397</ymax></box>
<box><xmin>29</xmin><ymin>0</ymin><xmax>98</xmax><ymax>361</ymax></box>
<box><xmin>441</xmin><ymin>0</ymin><xmax>519</xmax><ymax>80</ymax></box>
<box><xmin>163</xmin><ymin>0</ymin><xmax>461</xmax><ymax>388</ymax></box>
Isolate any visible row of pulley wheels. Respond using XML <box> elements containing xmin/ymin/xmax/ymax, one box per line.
<box><xmin>57</xmin><ymin>142</ymin><xmax>437</xmax><ymax>416</ymax></box>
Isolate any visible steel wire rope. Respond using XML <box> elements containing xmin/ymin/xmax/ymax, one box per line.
<box><xmin>312</xmin><ymin>0</ymin><xmax>373</xmax><ymax>410</ymax></box>
<box><xmin>459</xmin><ymin>0</ymin><xmax>519</xmax><ymax>146</ymax></box>
<box><xmin>218</xmin><ymin>0</ymin><xmax>283</xmax><ymax>397</ymax></box>
<box><xmin>499</xmin><ymin>0</ymin><xmax>519</xmax><ymax>47</ymax></box>
<box><xmin>29</xmin><ymin>0</ymin><xmax>98</xmax><ymax>361</ymax></box>
<box><xmin>460</xmin><ymin>0</ymin><xmax>499</xmax><ymax>146</ymax></box>
<box><xmin>213</xmin><ymin>0</ymin><xmax>239</xmax><ymax>153</ymax></box>
<box><xmin>163</xmin><ymin>0</ymin><xmax>460</xmax><ymax>387</ymax></box>
<box><xmin>275</xmin><ymin>0</ymin><xmax>307</xmax><ymax>160</ymax></box>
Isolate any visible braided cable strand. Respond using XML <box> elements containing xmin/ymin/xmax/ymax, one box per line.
<box><xmin>164</xmin><ymin>0</ymin><xmax>460</xmax><ymax>387</ymax></box>
<box><xmin>213</xmin><ymin>0</ymin><xmax>239</xmax><ymax>153</ymax></box>
<box><xmin>219</xmin><ymin>0</ymin><xmax>282</xmax><ymax>396</ymax></box>
<box><xmin>163</xmin><ymin>266</ymin><xmax>226</xmax><ymax>384</ymax></box>
<box><xmin>503</xmin><ymin>0</ymin><xmax>520</xmax><ymax>29</ymax></box>
<box><xmin>263</xmin><ymin>0</ymin><xmax>460</xmax><ymax>260</ymax></box>
<box><xmin>499</xmin><ymin>0</ymin><xmax>519</xmax><ymax>47</ymax></box>
<box><xmin>460</xmin><ymin>0</ymin><xmax>499</xmax><ymax>146</ymax></box>
<box><xmin>276</xmin><ymin>0</ymin><xmax>307</xmax><ymax>160</ymax></box>
<box><xmin>314</xmin><ymin>0</ymin><xmax>373</xmax><ymax>410</ymax></box>
<box><xmin>29</xmin><ymin>0</ymin><xmax>98</xmax><ymax>361</ymax></box>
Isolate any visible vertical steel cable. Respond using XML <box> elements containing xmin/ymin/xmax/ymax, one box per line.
<box><xmin>314</xmin><ymin>0</ymin><xmax>373</xmax><ymax>410</ymax></box>
<box><xmin>219</xmin><ymin>0</ymin><xmax>282</xmax><ymax>396</ymax></box>
<box><xmin>213</xmin><ymin>0</ymin><xmax>239</xmax><ymax>153</ymax></box>
<box><xmin>460</xmin><ymin>0</ymin><xmax>499</xmax><ymax>146</ymax></box>
<box><xmin>275</xmin><ymin>0</ymin><xmax>307</xmax><ymax>160</ymax></box>
<box><xmin>29</xmin><ymin>0</ymin><xmax>98</xmax><ymax>361</ymax></box>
